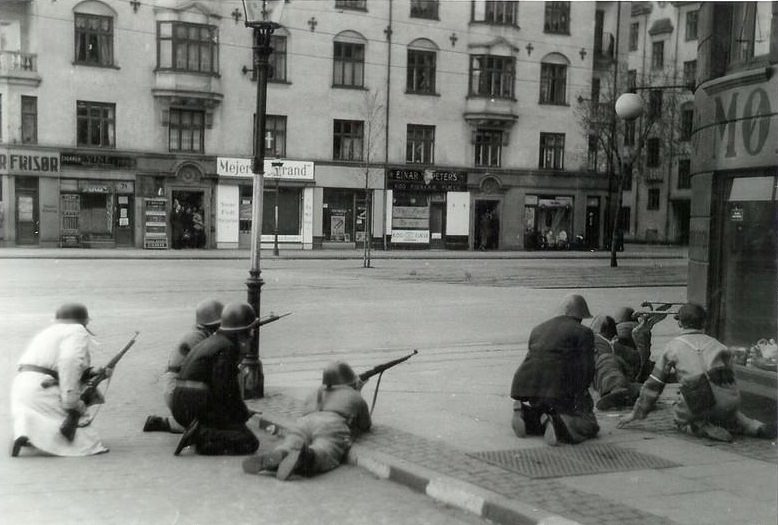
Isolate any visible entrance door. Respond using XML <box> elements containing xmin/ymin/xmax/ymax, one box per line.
<box><xmin>16</xmin><ymin>190</ymin><xmax>38</xmax><ymax>244</ymax></box>
<box><xmin>474</xmin><ymin>200</ymin><xmax>500</xmax><ymax>250</ymax></box>
<box><xmin>585</xmin><ymin>197</ymin><xmax>600</xmax><ymax>249</ymax></box>
<box><xmin>172</xmin><ymin>191</ymin><xmax>205</xmax><ymax>249</ymax></box>
<box><xmin>115</xmin><ymin>195</ymin><xmax>134</xmax><ymax>247</ymax></box>
<box><xmin>429</xmin><ymin>202</ymin><xmax>445</xmax><ymax>249</ymax></box>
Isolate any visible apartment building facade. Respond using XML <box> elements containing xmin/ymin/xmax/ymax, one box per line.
<box><xmin>0</xmin><ymin>0</ymin><xmax>625</xmax><ymax>251</ymax></box>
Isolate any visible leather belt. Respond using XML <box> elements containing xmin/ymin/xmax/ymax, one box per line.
<box><xmin>18</xmin><ymin>364</ymin><xmax>59</xmax><ymax>379</ymax></box>
<box><xmin>175</xmin><ymin>379</ymin><xmax>209</xmax><ymax>390</ymax></box>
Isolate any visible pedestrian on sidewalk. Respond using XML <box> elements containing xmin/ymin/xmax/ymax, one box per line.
<box><xmin>11</xmin><ymin>303</ymin><xmax>109</xmax><ymax>457</ymax></box>
<box><xmin>171</xmin><ymin>302</ymin><xmax>260</xmax><ymax>456</ymax></box>
<box><xmin>618</xmin><ymin>303</ymin><xmax>777</xmax><ymax>441</ymax></box>
<box><xmin>242</xmin><ymin>361</ymin><xmax>371</xmax><ymax>480</ymax></box>
<box><xmin>143</xmin><ymin>299</ymin><xmax>223</xmax><ymax>433</ymax></box>
<box><xmin>510</xmin><ymin>294</ymin><xmax>600</xmax><ymax>446</ymax></box>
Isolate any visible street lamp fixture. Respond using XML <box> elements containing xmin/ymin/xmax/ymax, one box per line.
<box><xmin>271</xmin><ymin>160</ymin><xmax>283</xmax><ymax>256</ymax></box>
<box><xmin>240</xmin><ymin>0</ymin><xmax>285</xmax><ymax>399</ymax></box>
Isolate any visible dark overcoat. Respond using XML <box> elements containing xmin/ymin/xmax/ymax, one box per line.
<box><xmin>510</xmin><ymin>315</ymin><xmax>595</xmax><ymax>406</ymax></box>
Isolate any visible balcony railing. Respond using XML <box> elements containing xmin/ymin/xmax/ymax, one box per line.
<box><xmin>0</xmin><ymin>50</ymin><xmax>37</xmax><ymax>74</ymax></box>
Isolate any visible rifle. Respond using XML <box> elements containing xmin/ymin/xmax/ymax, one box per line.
<box><xmin>258</xmin><ymin>312</ymin><xmax>292</xmax><ymax>327</ymax></box>
<box><xmin>358</xmin><ymin>350</ymin><xmax>418</xmax><ymax>416</ymax></box>
<box><xmin>60</xmin><ymin>331</ymin><xmax>139</xmax><ymax>441</ymax></box>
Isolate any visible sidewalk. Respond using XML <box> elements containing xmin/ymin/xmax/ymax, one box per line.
<box><xmin>0</xmin><ymin>244</ymin><xmax>687</xmax><ymax>260</ymax></box>
<box><xmin>247</xmin><ymin>387</ymin><xmax>777</xmax><ymax>525</ymax></box>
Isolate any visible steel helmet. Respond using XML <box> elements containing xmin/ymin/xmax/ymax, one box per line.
<box><xmin>556</xmin><ymin>294</ymin><xmax>592</xmax><ymax>320</ymax></box>
<box><xmin>219</xmin><ymin>302</ymin><xmax>259</xmax><ymax>332</ymax></box>
<box><xmin>195</xmin><ymin>299</ymin><xmax>224</xmax><ymax>327</ymax></box>
<box><xmin>322</xmin><ymin>361</ymin><xmax>357</xmax><ymax>388</ymax></box>
<box><xmin>55</xmin><ymin>303</ymin><xmax>90</xmax><ymax>325</ymax></box>
<box><xmin>613</xmin><ymin>306</ymin><xmax>636</xmax><ymax>324</ymax></box>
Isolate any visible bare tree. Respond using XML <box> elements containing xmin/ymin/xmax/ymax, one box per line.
<box><xmin>361</xmin><ymin>90</ymin><xmax>385</xmax><ymax>268</ymax></box>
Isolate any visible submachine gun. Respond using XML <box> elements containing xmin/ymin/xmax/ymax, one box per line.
<box><xmin>60</xmin><ymin>331</ymin><xmax>139</xmax><ymax>441</ymax></box>
<box><xmin>359</xmin><ymin>349</ymin><xmax>418</xmax><ymax>415</ymax></box>
<box><xmin>633</xmin><ymin>301</ymin><xmax>685</xmax><ymax>318</ymax></box>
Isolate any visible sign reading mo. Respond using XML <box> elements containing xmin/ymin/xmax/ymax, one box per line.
<box><xmin>711</xmin><ymin>87</ymin><xmax>773</xmax><ymax>157</ymax></box>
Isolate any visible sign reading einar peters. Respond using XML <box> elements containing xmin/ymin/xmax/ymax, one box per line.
<box><xmin>217</xmin><ymin>158</ymin><xmax>314</xmax><ymax>180</ymax></box>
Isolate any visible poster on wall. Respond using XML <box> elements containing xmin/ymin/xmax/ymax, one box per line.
<box><xmin>144</xmin><ymin>197</ymin><xmax>168</xmax><ymax>249</ymax></box>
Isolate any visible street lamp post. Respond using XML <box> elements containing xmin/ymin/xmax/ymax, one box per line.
<box><xmin>240</xmin><ymin>0</ymin><xmax>284</xmax><ymax>399</ymax></box>
<box><xmin>611</xmin><ymin>93</ymin><xmax>645</xmax><ymax>268</ymax></box>
<box><xmin>271</xmin><ymin>160</ymin><xmax>283</xmax><ymax>256</ymax></box>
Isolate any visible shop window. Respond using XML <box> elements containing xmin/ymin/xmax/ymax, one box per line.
<box><xmin>680</xmin><ymin>105</ymin><xmax>694</xmax><ymax>141</ymax></box>
<box><xmin>323</xmin><ymin>188</ymin><xmax>365</xmax><ymax>242</ymax></box>
<box><xmin>683</xmin><ymin>60</ymin><xmax>696</xmax><ymax>89</ymax></box>
<box><xmin>79</xmin><ymin>193</ymin><xmax>111</xmax><ymax>236</ymax></box>
<box><xmin>647</xmin><ymin>188</ymin><xmax>660</xmax><ymax>210</ymax></box>
<box><xmin>652</xmin><ymin>41</ymin><xmax>664</xmax><ymax>69</ymax></box>
<box><xmin>157</xmin><ymin>21</ymin><xmax>219</xmax><ymax>74</ymax></box>
<box><xmin>75</xmin><ymin>13</ymin><xmax>114</xmax><ymax>67</ymax></box>
<box><xmin>406</xmin><ymin>124</ymin><xmax>435</xmax><ymax>164</ymax></box>
<box><xmin>646</xmin><ymin>138</ymin><xmax>661</xmax><ymax>167</ymax></box>
<box><xmin>677</xmin><ymin>159</ymin><xmax>691</xmax><ymax>189</ymax></box>
<box><xmin>539</xmin><ymin>62</ymin><xmax>567</xmax><ymax>105</ymax></box>
<box><xmin>474</xmin><ymin>129</ymin><xmax>502</xmax><ymax>167</ymax></box>
<box><xmin>169</xmin><ymin>108</ymin><xmax>204</xmax><ymax>153</ymax></box>
<box><xmin>472</xmin><ymin>1</ymin><xmax>518</xmax><ymax>26</ymax></box>
<box><xmin>336</xmin><ymin>0</ymin><xmax>366</xmax><ymax>10</ymax></box>
<box><xmin>262</xmin><ymin>187</ymin><xmax>301</xmax><ymax>235</ymax></box>
<box><xmin>264</xmin><ymin>115</ymin><xmax>287</xmax><ymax>157</ymax></box>
<box><xmin>539</xmin><ymin>132</ymin><xmax>565</xmax><ymax>170</ymax></box>
<box><xmin>333</xmin><ymin>119</ymin><xmax>363</xmax><ymax>161</ymax></box>
<box><xmin>685</xmin><ymin>10</ymin><xmax>698</xmax><ymax>41</ymax></box>
<box><xmin>239</xmin><ymin>186</ymin><xmax>252</xmax><ymax>234</ymax></box>
<box><xmin>77</xmin><ymin>101</ymin><xmax>115</xmax><ymax>148</ymax></box>
<box><xmin>469</xmin><ymin>54</ymin><xmax>515</xmax><ymax>99</ymax></box>
<box><xmin>544</xmin><ymin>2</ymin><xmax>570</xmax><ymax>34</ymax></box>
<box><xmin>629</xmin><ymin>22</ymin><xmax>639</xmax><ymax>51</ymax></box>
<box><xmin>410</xmin><ymin>0</ymin><xmax>438</xmax><ymax>19</ymax></box>
<box><xmin>407</xmin><ymin>48</ymin><xmax>436</xmax><ymax>94</ymax></box>
<box><xmin>333</xmin><ymin>41</ymin><xmax>364</xmax><ymax>88</ymax></box>
<box><xmin>21</xmin><ymin>95</ymin><xmax>37</xmax><ymax>144</ymax></box>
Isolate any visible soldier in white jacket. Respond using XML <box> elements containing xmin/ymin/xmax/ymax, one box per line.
<box><xmin>11</xmin><ymin>303</ymin><xmax>109</xmax><ymax>457</ymax></box>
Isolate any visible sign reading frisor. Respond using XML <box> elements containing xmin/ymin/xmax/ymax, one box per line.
<box><xmin>0</xmin><ymin>150</ymin><xmax>60</xmax><ymax>174</ymax></box>
<box><xmin>217</xmin><ymin>158</ymin><xmax>314</xmax><ymax>180</ymax></box>
<box><xmin>387</xmin><ymin>169</ymin><xmax>467</xmax><ymax>192</ymax></box>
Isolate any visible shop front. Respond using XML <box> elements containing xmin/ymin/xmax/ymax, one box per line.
<box><xmin>385</xmin><ymin>168</ymin><xmax>468</xmax><ymax>250</ymax></box>
<box><xmin>216</xmin><ymin>157</ymin><xmax>314</xmax><ymax>250</ymax></box>
<box><xmin>523</xmin><ymin>195</ymin><xmax>574</xmax><ymax>250</ymax></box>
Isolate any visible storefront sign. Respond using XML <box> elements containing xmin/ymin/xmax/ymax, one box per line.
<box><xmin>61</xmin><ymin>152</ymin><xmax>136</xmax><ymax>169</ymax></box>
<box><xmin>217</xmin><ymin>158</ymin><xmax>315</xmax><ymax>181</ymax></box>
<box><xmin>387</xmin><ymin>169</ymin><xmax>467</xmax><ymax>192</ymax></box>
<box><xmin>392</xmin><ymin>229</ymin><xmax>430</xmax><ymax>244</ymax></box>
<box><xmin>144</xmin><ymin>197</ymin><xmax>168</xmax><ymax>249</ymax></box>
<box><xmin>0</xmin><ymin>150</ymin><xmax>60</xmax><ymax>174</ymax></box>
<box><xmin>216</xmin><ymin>185</ymin><xmax>240</xmax><ymax>245</ymax></box>
<box><xmin>79</xmin><ymin>181</ymin><xmax>112</xmax><ymax>193</ymax></box>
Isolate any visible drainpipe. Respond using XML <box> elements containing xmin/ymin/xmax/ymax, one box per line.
<box><xmin>382</xmin><ymin>0</ymin><xmax>393</xmax><ymax>251</ymax></box>
<box><xmin>665</xmin><ymin>5</ymin><xmax>683</xmax><ymax>243</ymax></box>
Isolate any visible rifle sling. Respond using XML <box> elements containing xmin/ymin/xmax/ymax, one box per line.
<box><xmin>18</xmin><ymin>364</ymin><xmax>59</xmax><ymax>380</ymax></box>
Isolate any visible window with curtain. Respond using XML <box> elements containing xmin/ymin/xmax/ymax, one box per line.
<box><xmin>21</xmin><ymin>96</ymin><xmax>37</xmax><ymax>144</ymax></box>
<box><xmin>158</xmin><ymin>22</ymin><xmax>219</xmax><ymax>74</ymax></box>
<box><xmin>474</xmin><ymin>129</ymin><xmax>502</xmax><ymax>167</ymax></box>
<box><xmin>683</xmin><ymin>60</ymin><xmax>697</xmax><ymax>88</ymax></box>
<box><xmin>539</xmin><ymin>132</ymin><xmax>565</xmax><ymax>169</ymax></box>
<box><xmin>169</xmin><ymin>109</ymin><xmax>204</xmax><ymax>153</ymax></box>
<box><xmin>685</xmin><ymin>10</ymin><xmax>698</xmax><ymax>40</ymax></box>
<box><xmin>333</xmin><ymin>42</ymin><xmax>365</xmax><ymax>87</ymax></box>
<box><xmin>478</xmin><ymin>1</ymin><xmax>518</xmax><ymax>26</ymax></box>
<box><xmin>410</xmin><ymin>0</ymin><xmax>439</xmax><ymax>19</ymax></box>
<box><xmin>336</xmin><ymin>0</ymin><xmax>367</xmax><ymax>10</ymax></box>
<box><xmin>250</xmin><ymin>35</ymin><xmax>287</xmax><ymax>82</ymax></box>
<box><xmin>469</xmin><ymin>54</ymin><xmax>515</xmax><ymax>98</ymax></box>
<box><xmin>539</xmin><ymin>62</ymin><xmax>567</xmax><ymax>105</ymax></box>
<box><xmin>651</xmin><ymin>41</ymin><xmax>664</xmax><ymax>69</ymax></box>
<box><xmin>333</xmin><ymin>119</ymin><xmax>364</xmax><ymax>160</ymax></box>
<box><xmin>264</xmin><ymin>115</ymin><xmax>287</xmax><ymax>157</ymax></box>
<box><xmin>544</xmin><ymin>2</ymin><xmax>570</xmax><ymax>34</ymax></box>
<box><xmin>407</xmin><ymin>49</ymin><xmax>436</xmax><ymax>94</ymax></box>
<box><xmin>406</xmin><ymin>124</ymin><xmax>435</xmax><ymax>164</ymax></box>
<box><xmin>77</xmin><ymin>101</ymin><xmax>115</xmax><ymax>148</ymax></box>
<box><xmin>74</xmin><ymin>13</ymin><xmax>114</xmax><ymax>66</ymax></box>
<box><xmin>629</xmin><ymin>22</ymin><xmax>639</xmax><ymax>51</ymax></box>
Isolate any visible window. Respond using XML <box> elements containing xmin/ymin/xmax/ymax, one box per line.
<box><xmin>269</xmin><ymin>35</ymin><xmax>286</xmax><ymax>82</ymax></box>
<box><xmin>622</xmin><ymin>162</ymin><xmax>633</xmax><ymax>191</ymax></box>
<box><xmin>539</xmin><ymin>132</ymin><xmax>565</xmax><ymax>170</ymax></box>
<box><xmin>77</xmin><ymin>101</ymin><xmax>115</xmax><ymax>148</ymax></box>
<box><xmin>406</xmin><ymin>125</ymin><xmax>435</xmax><ymax>164</ymax></box>
<box><xmin>336</xmin><ymin>0</ymin><xmax>366</xmax><ymax>10</ymax></box>
<box><xmin>683</xmin><ymin>60</ymin><xmax>696</xmax><ymax>89</ymax></box>
<box><xmin>539</xmin><ymin>62</ymin><xmax>567</xmax><ymax>105</ymax></box>
<box><xmin>685</xmin><ymin>10</ymin><xmax>698</xmax><ymax>41</ymax></box>
<box><xmin>647</xmin><ymin>188</ymin><xmax>660</xmax><ymax>210</ymax></box>
<box><xmin>21</xmin><ymin>95</ymin><xmax>36</xmax><ymax>144</ymax></box>
<box><xmin>157</xmin><ymin>22</ymin><xmax>218</xmax><ymax>74</ymax></box>
<box><xmin>169</xmin><ymin>109</ymin><xmax>204</xmax><ymax>153</ymax></box>
<box><xmin>469</xmin><ymin>55</ymin><xmax>515</xmax><ymax>98</ymax></box>
<box><xmin>474</xmin><ymin>129</ymin><xmax>502</xmax><ymax>167</ymax></box>
<box><xmin>333</xmin><ymin>42</ymin><xmax>364</xmax><ymax>88</ymax></box>
<box><xmin>624</xmin><ymin>120</ymin><xmax>636</xmax><ymax>147</ymax></box>
<box><xmin>629</xmin><ymin>22</ymin><xmax>639</xmax><ymax>51</ymax></box>
<box><xmin>544</xmin><ymin>2</ymin><xmax>570</xmax><ymax>34</ymax></box>
<box><xmin>677</xmin><ymin>159</ymin><xmax>691</xmax><ymax>189</ymax></box>
<box><xmin>646</xmin><ymin>137</ymin><xmax>661</xmax><ymax>167</ymax></box>
<box><xmin>648</xmin><ymin>90</ymin><xmax>663</xmax><ymax>119</ymax></box>
<box><xmin>680</xmin><ymin>105</ymin><xmax>694</xmax><ymax>141</ymax></box>
<box><xmin>474</xmin><ymin>1</ymin><xmax>518</xmax><ymax>26</ymax></box>
<box><xmin>410</xmin><ymin>0</ymin><xmax>438</xmax><ymax>19</ymax></box>
<box><xmin>651</xmin><ymin>41</ymin><xmax>664</xmax><ymax>69</ymax></box>
<box><xmin>587</xmin><ymin>135</ymin><xmax>599</xmax><ymax>171</ymax></box>
<box><xmin>74</xmin><ymin>13</ymin><xmax>113</xmax><ymax>66</ymax></box>
<box><xmin>264</xmin><ymin>115</ymin><xmax>287</xmax><ymax>157</ymax></box>
<box><xmin>627</xmin><ymin>69</ymin><xmax>637</xmax><ymax>93</ymax></box>
<box><xmin>729</xmin><ymin>2</ymin><xmax>772</xmax><ymax>62</ymax></box>
<box><xmin>333</xmin><ymin>119</ymin><xmax>363</xmax><ymax>161</ymax></box>
<box><xmin>407</xmin><ymin>49</ymin><xmax>436</xmax><ymax>94</ymax></box>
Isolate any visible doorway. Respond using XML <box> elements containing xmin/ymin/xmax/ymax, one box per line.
<box><xmin>474</xmin><ymin>200</ymin><xmax>500</xmax><ymax>250</ymax></box>
<box><xmin>429</xmin><ymin>201</ymin><xmax>446</xmax><ymax>249</ymax></box>
<box><xmin>585</xmin><ymin>197</ymin><xmax>601</xmax><ymax>249</ymax></box>
<box><xmin>171</xmin><ymin>190</ymin><xmax>205</xmax><ymax>249</ymax></box>
<box><xmin>115</xmin><ymin>194</ymin><xmax>134</xmax><ymax>247</ymax></box>
<box><xmin>15</xmin><ymin>178</ymin><xmax>38</xmax><ymax>245</ymax></box>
